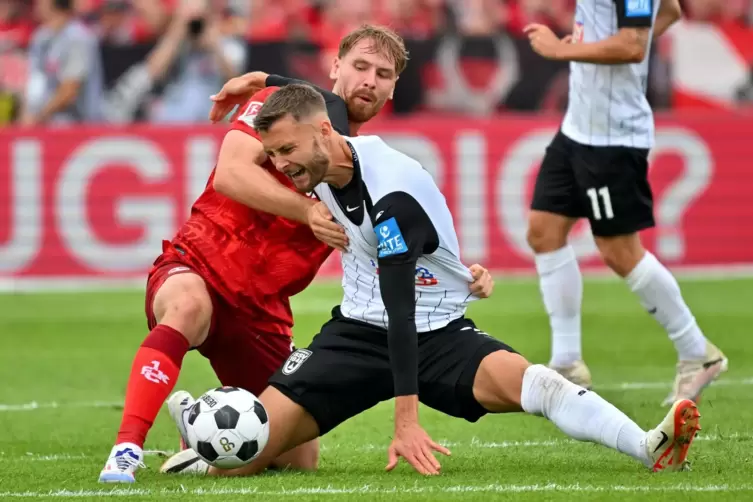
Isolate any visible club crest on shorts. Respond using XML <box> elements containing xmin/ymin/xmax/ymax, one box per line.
<box><xmin>282</xmin><ymin>349</ymin><xmax>312</xmax><ymax>375</ymax></box>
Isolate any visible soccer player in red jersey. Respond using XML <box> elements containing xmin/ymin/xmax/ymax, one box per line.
<box><xmin>99</xmin><ymin>25</ymin><xmax>411</xmax><ymax>483</ymax></box>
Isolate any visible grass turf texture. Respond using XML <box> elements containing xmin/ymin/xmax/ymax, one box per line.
<box><xmin>1</xmin><ymin>277</ymin><xmax>752</xmax><ymax>500</ymax></box>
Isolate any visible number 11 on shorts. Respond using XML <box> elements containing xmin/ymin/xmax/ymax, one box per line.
<box><xmin>586</xmin><ymin>186</ymin><xmax>614</xmax><ymax>220</ymax></box>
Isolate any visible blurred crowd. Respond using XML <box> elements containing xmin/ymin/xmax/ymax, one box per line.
<box><xmin>1</xmin><ymin>0</ymin><xmax>752</xmax><ymax>125</ymax></box>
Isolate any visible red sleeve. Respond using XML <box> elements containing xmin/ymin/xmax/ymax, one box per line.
<box><xmin>229</xmin><ymin>86</ymin><xmax>281</xmax><ymax>140</ymax></box>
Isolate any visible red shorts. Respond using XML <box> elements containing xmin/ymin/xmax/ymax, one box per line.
<box><xmin>145</xmin><ymin>258</ymin><xmax>295</xmax><ymax>397</ymax></box>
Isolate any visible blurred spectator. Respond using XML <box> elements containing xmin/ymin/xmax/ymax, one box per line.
<box><xmin>21</xmin><ymin>0</ymin><xmax>104</xmax><ymax>125</ymax></box>
<box><xmin>380</xmin><ymin>0</ymin><xmax>444</xmax><ymax>38</ymax></box>
<box><xmin>2</xmin><ymin>0</ymin><xmax>752</xmax><ymax>125</ymax></box>
<box><xmin>447</xmin><ymin>0</ymin><xmax>502</xmax><ymax>36</ymax></box>
<box><xmin>504</xmin><ymin>0</ymin><xmax>573</xmax><ymax>36</ymax></box>
<box><xmin>148</xmin><ymin>0</ymin><xmax>247</xmax><ymax>122</ymax></box>
<box><xmin>0</xmin><ymin>0</ymin><xmax>34</xmax><ymax>124</ymax></box>
<box><xmin>92</xmin><ymin>0</ymin><xmax>166</xmax><ymax>45</ymax></box>
<box><xmin>682</xmin><ymin>0</ymin><xmax>752</xmax><ymax>27</ymax></box>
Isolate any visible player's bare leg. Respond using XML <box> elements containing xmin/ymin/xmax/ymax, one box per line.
<box><xmin>99</xmin><ymin>272</ymin><xmax>213</xmax><ymax>483</ymax></box>
<box><xmin>594</xmin><ymin>233</ymin><xmax>728</xmax><ymax>405</ymax></box>
<box><xmin>160</xmin><ymin>386</ymin><xmax>320</xmax><ymax>477</ymax></box>
<box><xmin>473</xmin><ymin>350</ymin><xmax>701</xmax><ymax>472</ymax></box>
<box><xmin>270</xmin><ymin>441</ymin><xmax>319</xmax><ymax>471</ymax></box>
<box><xmin>527</xmin><ymin>210</ymin><xmax>591</xmax><ymax>388</ymax></box>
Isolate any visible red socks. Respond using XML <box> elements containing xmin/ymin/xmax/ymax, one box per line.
<box><xmin>115</xmin><ymin>325</ymin><xmax>190</xmax><ymax>447</ymax></box>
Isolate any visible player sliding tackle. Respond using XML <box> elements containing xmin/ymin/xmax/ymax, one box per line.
<box><xmin>100</xmin><ymin>25</ymin><xmax>479</xmax><ymax>483</ymax></box>
<box><xmin>161</xmin><ymin>84</ymin><xmax>702</xmax><ymax>477</ymax></box>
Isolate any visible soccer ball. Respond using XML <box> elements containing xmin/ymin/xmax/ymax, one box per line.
<box><xmin>185</xmin><ymin>387</ymin><xmax>270</xmax><ymax>469</ymax></box>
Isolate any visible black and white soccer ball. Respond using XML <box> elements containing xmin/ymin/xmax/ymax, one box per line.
<box><xmin>185</xmin><ymin>387</ymin><xmax>270</xmax><ymax>469</ymax></box>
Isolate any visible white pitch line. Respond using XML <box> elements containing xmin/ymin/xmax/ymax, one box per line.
<box><xmin>1</xmin><ymin>483</ymin><xmax>752</xmax><ymax>498</ymax></box>
<box><xmin>2</xmin><ymin>433</ymin><xmax>746</xmax><ymax>463</ymax></box>
<box><xmin>2</xmin><ymin>376</ymin><xmax>751</xmax><ymax>414</ymax></box>
<box><xmin>0</xmin><ymin>401</ymin><xmax>123</xmax><ymax>412</ymax></box>
<box><xmin>598</xmin><ymin>377</ymin><xmax>753</xmax><ymax>391</ymax></box>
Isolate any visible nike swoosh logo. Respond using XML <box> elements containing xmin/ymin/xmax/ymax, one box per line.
<box><xmin>375</xmin><ymin>211</ymin><xmax>384</xmax><ymax>219</ymax></box>
<box><xmin>703</xmin><ymin>358</ymin><xmax>724</xmax><ymax>370</ymax></box>
<box><xmin>346</xmin><ymin>205</ymin><xmax>359</xmax><ymax>212</ymax></box>
<box><xmin>654</xmin><ymin>431</ymin><xmax>669</xmax><ymax>452</ymax></box>
<box><xmin>164</xmin><ymin>455</ymin><xmax>200</xmax><ymax>473</ymax></box>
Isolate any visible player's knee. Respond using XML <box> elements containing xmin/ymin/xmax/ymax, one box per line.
<box><xmin>526</xmin><ymin>211</ymin><xmax>572</xmax><ymax>253</ymax></box>
<box><xmin>473</xmin><ymin>350</ymin><xmax>530</xmax><ymax>413</ymax></box>
<box><xmin>153</xmin><ymin>274</ymin><xmax>212</xmax><ymax>346</ymax></box>
<box><xmin>594</xmin><ymin>234</ymin><xmax>644</xmax><ymax>277</ymax></box>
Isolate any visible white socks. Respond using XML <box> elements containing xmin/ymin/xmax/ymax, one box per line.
<box><xmin>626</xmin><ymin>252</ymin><xmax>707</xmax><ymax>360</ymax></box>
<box><xmin>521</xmin><ymin>364</ymin><xmax>648</xmax><ymax>464</ymax></box>
<box><xmin>534</xmin><ymin>245</ymin><xmax>583</xmax><ymax>367</ymax></box>
<box><xmin>537</xmin><ymin>246</ymin><xmax>707</xmax><ymax>363</ymax></box>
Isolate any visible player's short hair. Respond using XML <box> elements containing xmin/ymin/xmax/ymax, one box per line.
<box><xmin>253</xmin><ymin>84</ymin><xmax>327</xmax><ymax>133</ymax></box>
<box><xmin>338</xmin><ymin>24</ymin><xmax>409</xmax><ymax>75</ymax></box>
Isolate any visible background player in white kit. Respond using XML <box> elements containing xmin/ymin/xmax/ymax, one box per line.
<box><xmin>160</xmin><ymin>84</ymin><xmax>701</xmax><ymax>478</ymax></box>
<box><xmin>523</xmin><ymin>0</ymin><xmax>727</xmax><ymax>403</ymax></box>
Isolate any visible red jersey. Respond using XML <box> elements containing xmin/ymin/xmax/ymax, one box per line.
<box><xmin>162</xmin><ymin>87</ymin><xmax>332</xmax><ymax>335</ymax></box>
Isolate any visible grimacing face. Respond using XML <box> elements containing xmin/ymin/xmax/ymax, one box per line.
<box><xmin>260</xmin><ymin>115</ymin><xmax>332</xmax><ymax>193</ymax></box>
<box><xmin>330</xmin><ymin>38</ymin><xmax>398</xmax><ymax>123</ymax></box>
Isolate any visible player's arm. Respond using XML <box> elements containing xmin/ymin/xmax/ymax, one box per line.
<box><xmin>209</xmin><ymin>72</ymin><xmax>347</xmax><ymax>127</ymax></box>
<box><xmin>653</xmin><ymin>0</ymin><xmax>682</xmax><ymax>39</ymax></box>
<box><xmin>213</xmin><ymin>88</ymin><xmax>316</xmax><ymax>224</ymax></box>
<box><xmin>34</xmin><ymin>36</ymin><xmax>91</xmax><ymax>123</ymax></box>
<box><xmin>558</xmin><ymin>0</ymin><xmax>653</xmax><ymax>64</ymax></box>
<box><xmin>373</xmin><ymin>191</ymin><xmax>450</xmax><ymax>475</ymax></box>
<box><xmin>372</xmin><ymin>192</ymin><xmax>439</xmax><ymax>421</ymax></box>
<box><xmin>213</xmin><ymin>131</ymin><xmax>315</xmax><ymax>223</ymax></box>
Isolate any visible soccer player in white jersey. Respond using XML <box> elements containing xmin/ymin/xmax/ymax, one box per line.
<box><xmin>523</xmin><ymin>0</ymin><xmax>727</xmax><ymax>403</ymax></box>
<box><xmin>159</xmin><ymin>84</ymin><xmax>702</xmax><ymax>478</ymax></box>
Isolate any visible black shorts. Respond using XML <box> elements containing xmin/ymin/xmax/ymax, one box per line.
<box><xmin>530</xmin><ymin>130</ymin><xmax>654</xmax><ymax>237</ymax></box>
<box><xmin>268</xmin><ymin>307</ymin><xmax>517</xmax><ymax>435</ymax></box>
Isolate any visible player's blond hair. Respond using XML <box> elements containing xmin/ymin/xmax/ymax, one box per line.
<box><xmin>337</xmin><ymin>24</ymin><xmax>409</xmax><ymax>75</ymax></box>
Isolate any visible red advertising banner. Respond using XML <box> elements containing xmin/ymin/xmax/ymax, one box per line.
<box><xmin>1</xmin><ymin>113</ymin><xmax>751</xmax><ymax>287</ymax></box>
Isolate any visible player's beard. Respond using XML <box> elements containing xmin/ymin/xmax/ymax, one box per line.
<box><xmin>346</xmin><ymin>91</ymin><xmax>383</xmax><ymax>123</ymax></box>
<box><xmin>296</xmin><ymin>141</ymin><xmax>330</xmax><ymax>193</ymax></box>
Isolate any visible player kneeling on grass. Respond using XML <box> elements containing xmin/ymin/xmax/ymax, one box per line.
<box><xmin>161</xmin><ymin>84</ymin><xmax>702</xmax><ymax>477</ymax></box>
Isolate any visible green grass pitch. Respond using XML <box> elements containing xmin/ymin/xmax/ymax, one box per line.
<box><xmin>1</xmin><ymin>277</ymin><xmax>752</xmax><ymax>500</ymax></box>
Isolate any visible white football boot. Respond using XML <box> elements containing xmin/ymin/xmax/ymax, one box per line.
<box><xmin>167</xmin><ymin>390</ymin><xmax>195</xmax><ymax>451</ymax></box>
<box><xmin>661</xmin><ymin>342</ymin><xmax>728</xmax><ymax>406</ymax></box>
<box><xmin>160</xmin><ymin>448</ymin><xmax>209</xmax><ymax>475</ymax></box>
<box><xmin>98</xmin><ymin>443</ymin><xmax>145</xmax><ymax>483</ymax></box>
<box><xmin>549</xmin><ymin>360</ymin><xmax>593</xmax><ymax>390</ymax></box>
<box><xmin>645</xmin><ymin>398</ymin><xmax>701</xmax><ymax>472</ymax></box>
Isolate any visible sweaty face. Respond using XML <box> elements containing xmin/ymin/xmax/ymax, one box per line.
<box><xmin>331</xmin><ymin>38</ymin><xmax>398</xmax><ymax>124</ymax></box>
<box><xmin>261</xmin><ymin>116</ymin><xmax>331</xmax><ymax>193</ymax></box>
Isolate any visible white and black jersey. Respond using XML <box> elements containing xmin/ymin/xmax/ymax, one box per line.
<box><xmin>561</xmin><ymin>0</ymin><xmax>659</xmax><ymax>148</ymax></box>
<box><xmin>313</xmin><ymin>135</ymin><xmax>478</xmax><ymax>396</ymax></box>
<box><xmin>314</xmin><ymin>136</ymin><xmax>477</xmax><ymax>333</ymax></box>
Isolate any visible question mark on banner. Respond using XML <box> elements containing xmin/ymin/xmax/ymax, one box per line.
<box><xmin>650</xmin><ymin>128</ymin><xmax>712</xmax><ymax>261</ymax></box>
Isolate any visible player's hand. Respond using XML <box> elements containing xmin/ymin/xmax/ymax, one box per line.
<box><xmin>209</xmin><ymin>72</ymin><xmax>268</xmax><ymax>123</ymax></box>
<box><xmin>307</xmin><ymin>202</ymin><xmax>348</xmax><ymax>251</ymax></box>
<box><xmin>386</xmin><ymin>422</ymin><xmax>451</xmax><ymax>476</ymax></box>
<box><xmin>524</xmin><ymin>23</ymin><xmax>571</xmax><ymax>60</ymax></box>
<box><xmin>469</xmin><ymin>264</ymin><xmax>494</xmax><ymax>298</ymax></box>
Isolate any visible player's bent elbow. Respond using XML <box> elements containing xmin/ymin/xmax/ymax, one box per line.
<box><xmin>663</xmin><ymin>0</ymin><xmax>683</xmax><ymax>22</ymax></box>
<box><xmin>212</xmin><ymin>161</ymin><xmax>247</xmax><ymax>198</ymax></box>
<box><xmin>212</xmin><ymin>169</ymin><xmax>233</xmax><ymax>196</ymax></box>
